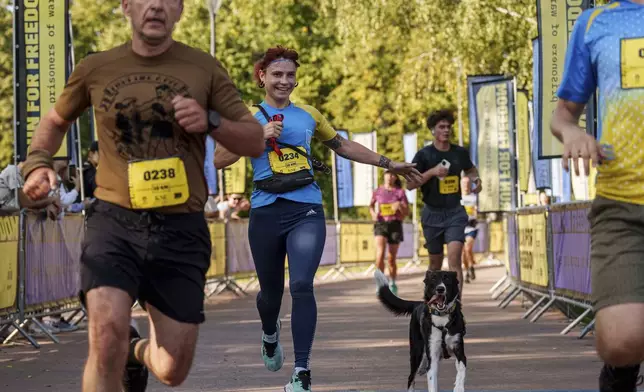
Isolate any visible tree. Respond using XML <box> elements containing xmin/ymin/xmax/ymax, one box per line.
<box><xmin>0</xmin><ymin>0</ymin><xmax>541</xmax><ymax>217</ymax></box>
<box><xmin>0</xmin><ymin>0</ymin><xmax>15</xmax><ymax>168</ymax></box>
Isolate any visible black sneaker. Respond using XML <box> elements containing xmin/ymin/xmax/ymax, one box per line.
<box><xmin>122</xmin><ymin>320</ymin><xmax>148</xmax><ymax>392</ymax></box>
<box><xmin>599</xmin><ymin>364</ymin><xmax>641</xmax><ymax>392</ymax></box>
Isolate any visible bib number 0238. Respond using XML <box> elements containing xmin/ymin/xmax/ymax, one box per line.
<box><xmin>143</xmin><ymin>168</ymin><xmax>176</xmax><ymax>181</ymax></box>
<box><xmin>128</xmin><ymin>157</ymin><xmax>189</xmax><ymax>209</ymax></box>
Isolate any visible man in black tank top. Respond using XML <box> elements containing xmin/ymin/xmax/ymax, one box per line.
<box><xmin>407</xmin><ymin>110</ymin><xmax>482</xmax><ymax>298</ymax></box>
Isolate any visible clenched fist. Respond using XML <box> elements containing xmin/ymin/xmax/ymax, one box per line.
<box><xmin>23</xmin><ymin>167</ymin><xmax>58</xmax><ymax>201</ymax></box>
<box><xmin>263</xmin><ymin>121</ymin><xmax>283</xmax><ymax>140</ymax></box>
<box><xmin>172</xmin><ymin>96</ymin><xmax>208</xmax><ymax>133</ymax></box>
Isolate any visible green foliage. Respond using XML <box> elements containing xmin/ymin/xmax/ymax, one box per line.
<box><xmin>1</xmin><ymin>0</ymin><xmax>538</xmax><ymax>218</ymax></box>
<box><xmin>0</xmin><ymin>1</ymin><xmax>14</xmax><ymax>167</ymax></box>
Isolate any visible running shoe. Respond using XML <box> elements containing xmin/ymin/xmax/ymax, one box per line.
<box><xmin>389</xmin><ymin>281</ymin><xmax>398</xmax><ymax>296</ymax></box>
<box><xmin>284</xmin><ymin>369</ymin><xmax>312</xmax><ymax>392</ymax></box>
<box><xmin>599</xmin><ymin>364</ymin><xmax>641</xmax><ymax>392</ymax></box>
<box><xmin>261</xmin><ymin>319</ymin><xmax>284</xmax><ymax>372</ymax></box>
<box><xmin>123</xmin><ymin>319</ymin><xmax>148</xmax><ymax>392</ymax></box>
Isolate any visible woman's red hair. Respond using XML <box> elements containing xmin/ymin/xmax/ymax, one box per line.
<box><xmin>253</xmin><ymin>46</ymin><xmax>300</xmax><ymax>87</ymax></box>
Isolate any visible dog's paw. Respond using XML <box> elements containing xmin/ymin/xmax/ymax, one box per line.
<box><xmin>374</xmin><ymin>269</ymin><xmax>389</xmax><ymax>288</ymax></box>
<box><xmin>453</xmin><ymin>386</ymin><xmax>465</xmax><ymax>392</ymax></box>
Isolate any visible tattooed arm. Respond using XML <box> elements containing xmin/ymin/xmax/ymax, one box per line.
<box><xmin>323</xmin><ymin>134</ymin><xmax>393</xmax><ymax>169</ymax></box>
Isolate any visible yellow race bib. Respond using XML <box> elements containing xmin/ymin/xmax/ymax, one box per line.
<box><xmin>379</xmin><ymin>203</ymin><xmax>396</xmax><ymax>217</ymax></box>
<box><xmin>128</xmin><ymin>157</ymin><xmax>190</xmax><ymax>209</ymax></box>
<box><xmin>621</xmin><ymin>37</ymin><xmax>644</xmax><ymax>89</ymax></box>
<box><xmin>268</xmin><ymin>147</ymin><xmax>311</xmax><ymax>174</ymax></box>
<box><xmin>439</xmin><ymin>175</ymin><xmax>459</xmax><ymax>194</ymax></box>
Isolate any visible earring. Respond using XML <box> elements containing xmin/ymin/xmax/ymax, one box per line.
<box><xmin>294</xmin><ymin>82</ymin><xmax>299</xmax><ymax>87</ymax></box>
<box><xmin>259</xmin><ymin>81</ymin><xmax>265</xmax><ymax>88</ymax></box>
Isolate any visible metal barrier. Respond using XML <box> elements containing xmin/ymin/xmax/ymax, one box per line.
<box><xmin>0</xmin><ymin>208</ymin><xmax>501</xmax><ymax>349</ymax></box>
<box><xmin>491</xmin><ymin>202</ymin><xmax>596</xmax><ymax>339</ymax></box>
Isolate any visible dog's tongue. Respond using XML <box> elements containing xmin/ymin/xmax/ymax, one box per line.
<box><xmin>428</xmin><ymin>295</ymin><xmax>445</xmax><ymax>305</ymax></box>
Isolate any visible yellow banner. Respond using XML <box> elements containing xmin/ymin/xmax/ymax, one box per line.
<box><xmin>475</xmin><ymin>81</ymin><xmax>513</xmax><ymax>212</ymax></box>
<box><xmin>224</xmin><ymin>158</ymin><xmax>247</xmax><ymax>195</ymax></box>
<box><xmin>0</xmin><ymin>216</ymin><xmax>19</xmax><ymax>311</ymax></box>
<box><xmin>538</xmin><ymin>0</ymin><xmax>592</xmax><ymax>157</ymax></box>
<box><xmin>502</xmin><ymin>217</ymin><xmax>511</xmax><ymax>274</ymax></box>
<box><xmin>205</xmin><ymin>221</ymin><xmax>226</xmax><ymax>279</ymax></box>
<box><xmin>21</xmin><ymin>0</ymin><xmax>69</xmax><ymax>158</ymax></box>
<box><xmin>523</xmin><ymin>193</ymin><xmax>540</xmax><ymax>207</ymax></box>
<box><xmin>92</xmin><ymin>106</ymin><xmax>98</xmax><ymax>142</ymax></box>
<box><xmin>516</xmin><ymin>91</ymin><xmax>530</xmax><ymax>193</ymax></box>
<box><xmin>518</xmin><ymin>212</ymin><xmax>549</xmax><ymax>287</ymax></box>
<box><xmin>340</xmin><ymin>223</ymin><xmax>376</xmax><ymax>264</ymax></box>
<box><xmin>417</xmin><ymin>221</ymin><xmax>428</xmax><ymax>258</ymax></box>
<box><xmin>489</xmin><ymin>221</ymin><xmax>505</xmax><ymax>254</ymax></box>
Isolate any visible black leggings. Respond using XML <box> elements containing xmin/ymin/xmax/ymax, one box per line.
<box><xmin>248</xmin><ymin>198</ymin><xmax>326</xmax><ymax>369</ymax></box>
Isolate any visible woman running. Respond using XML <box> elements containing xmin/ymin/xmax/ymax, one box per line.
<box><xmin>214</xmin><ymin>46</ymin><xmax>421</xmax><ymax>392</ymax></box>
<box><xmin>370</xmin><ymin>170</ymin><xmax>408</xmax><ymax>295</ymax></box>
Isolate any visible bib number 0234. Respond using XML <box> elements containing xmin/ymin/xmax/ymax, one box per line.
<box><xmin>278</xmin><ymin>152</ymin><xmax>299</xmax><ymax>162</ymax></box>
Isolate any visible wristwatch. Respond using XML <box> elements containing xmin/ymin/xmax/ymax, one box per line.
<box><xmin>207</xmin><ymin>110</ymin><xmax>221</xmax><ymax>134</ymax></box>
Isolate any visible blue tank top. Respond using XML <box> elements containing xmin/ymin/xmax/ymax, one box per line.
<box><xmin>249</xmin><ymin>101</ymin><xmax>337</xmax><ymax>209</ymax></box>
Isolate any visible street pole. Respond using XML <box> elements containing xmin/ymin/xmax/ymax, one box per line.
<box><xmin>207</xmin><ymin>0</ymin><xmax>224</xmax><ymax>201</ymax></box>
<box><xmin>455</xmin><ymin>57</ymin><xmax>464</xmax><ymax>147</ymax></box>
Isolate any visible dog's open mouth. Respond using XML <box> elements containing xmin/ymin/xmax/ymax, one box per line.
<box><xmin>428</xmin><ymin>294</ymin><xmax>447</xmax><ymax>310</ymax></box>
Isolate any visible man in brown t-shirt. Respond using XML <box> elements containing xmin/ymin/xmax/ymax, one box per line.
<box><xmin>20</xmin><ymin>1</ymin><xmax>264</xmax><ymax>391</ymax></box>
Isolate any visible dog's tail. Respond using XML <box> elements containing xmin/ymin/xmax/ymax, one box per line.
<box><xmin>374</xmin><ymin>270</ymin><xmax>423</xmax><ymax>317</ymax></box>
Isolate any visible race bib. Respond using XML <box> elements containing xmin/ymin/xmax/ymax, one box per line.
<box><xmin>621</xmin><ymin>37</ymin><xmax>644</xmax><ymax>89</ymax></box>
<box><xmin>439</xmin><ymin>175</ymin><xmax>459</xmax><ymax>194</ymax></box>
<box><xmin>268</xmin><ymin>147</ymin><xmax>311</xmax><ymax>174</ymax></box>
<box><xmin>379</xmin><ymin>203</ymin><xmax>396</xmax><ymax>217</ymax></box>
<box><xmin>128</xmin><ymin>157</ymin><xmax>190</xmax><ymax>209</ymax></box>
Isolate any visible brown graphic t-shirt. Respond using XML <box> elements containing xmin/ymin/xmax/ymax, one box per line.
<box><xmin>55</xmin><ymin>41</ymin><xmax>250</xmax><ymax>214</ymax></box>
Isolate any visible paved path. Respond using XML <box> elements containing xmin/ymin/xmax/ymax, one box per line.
<box><xmin>0</xmin><ymin>266</ymin><xmax>605</xmax><ymax>392</ymax></box>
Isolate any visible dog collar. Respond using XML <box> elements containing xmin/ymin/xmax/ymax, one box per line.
<box><xmin>427</xmin><ymin>299</ymin><xmax>457</xmax><ymax>317</ymax></box>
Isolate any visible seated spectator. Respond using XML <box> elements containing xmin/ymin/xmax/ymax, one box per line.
<box><xmin>0</xmin><ymin>162</ymin><xmax>60</xmax><ymax>218</ymax></box>
<box><xmin>217</xmin><ymin>193</ymin><xmax>249</xmax><ymax>222</ymax></box>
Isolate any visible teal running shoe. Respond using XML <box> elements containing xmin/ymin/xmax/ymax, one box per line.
<box><xmin>389</xmin><ymin>281</ymin><xmax>398</xmax><ymax>296</ymax></box>
<box><xmin>284</xmin><ymin>370</ymin><xmax>312</xmax><ymax>392</ymax></box>
<box><xmin>261</xmin><ymin>320</ymin><xmax>284</xmax><ymax>372</ymax></box>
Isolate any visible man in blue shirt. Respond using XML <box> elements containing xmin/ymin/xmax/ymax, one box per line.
<box><xmin>551</xmin><ymin>2</ymin><xmax>644</xmax><ymax>390</ymax></box>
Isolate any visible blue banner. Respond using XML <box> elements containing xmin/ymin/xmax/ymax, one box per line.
<box><xmin>532</xmin><ymin>38</ymin><xmax>552</xmax><ymax>190</ymax></box>
<box><xmin>336</xmin><ymin>130</ymin><xmax>354</xmax><ymax>208</ymax></box>
<box><xmin>204</xmin><ymin>136</ymin><xmax>218</xmax><ymax>195</ymax></box>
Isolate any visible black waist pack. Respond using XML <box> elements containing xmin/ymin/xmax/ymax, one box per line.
<box><xmin>252</xmin><ymin>104</ymin><xmax>331</xmax><ymax>194</ymax></box>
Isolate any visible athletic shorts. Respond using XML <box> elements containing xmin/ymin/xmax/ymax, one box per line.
<box><xmin>588</xmin><ymin>196</ymin><xmax>644</xmax><ymax>312</ymax></box>
<box><xmin>79</xmin><ymin>200</ymin><xmax>212</xmax><ymax>324</ymax></box>
<box><xmin>465</xmin><ymin>229</ymin><xmax>478</xmax><ymax>239</ymax></box>
<box><xmin>374</xmin><ymin>220</ymin><xmax>404</xmax><ymax>245</ymax></box>
<box><xmin>421</xmin><ymin>205</ymin><xmax>468</xmax><ymax>255</ymax></box>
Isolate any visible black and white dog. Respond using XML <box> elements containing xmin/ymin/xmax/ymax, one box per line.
<box><xmin>374</xmin><ymin>269</ymin><xmax>467</xmax><ymax>392</ymax></box>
